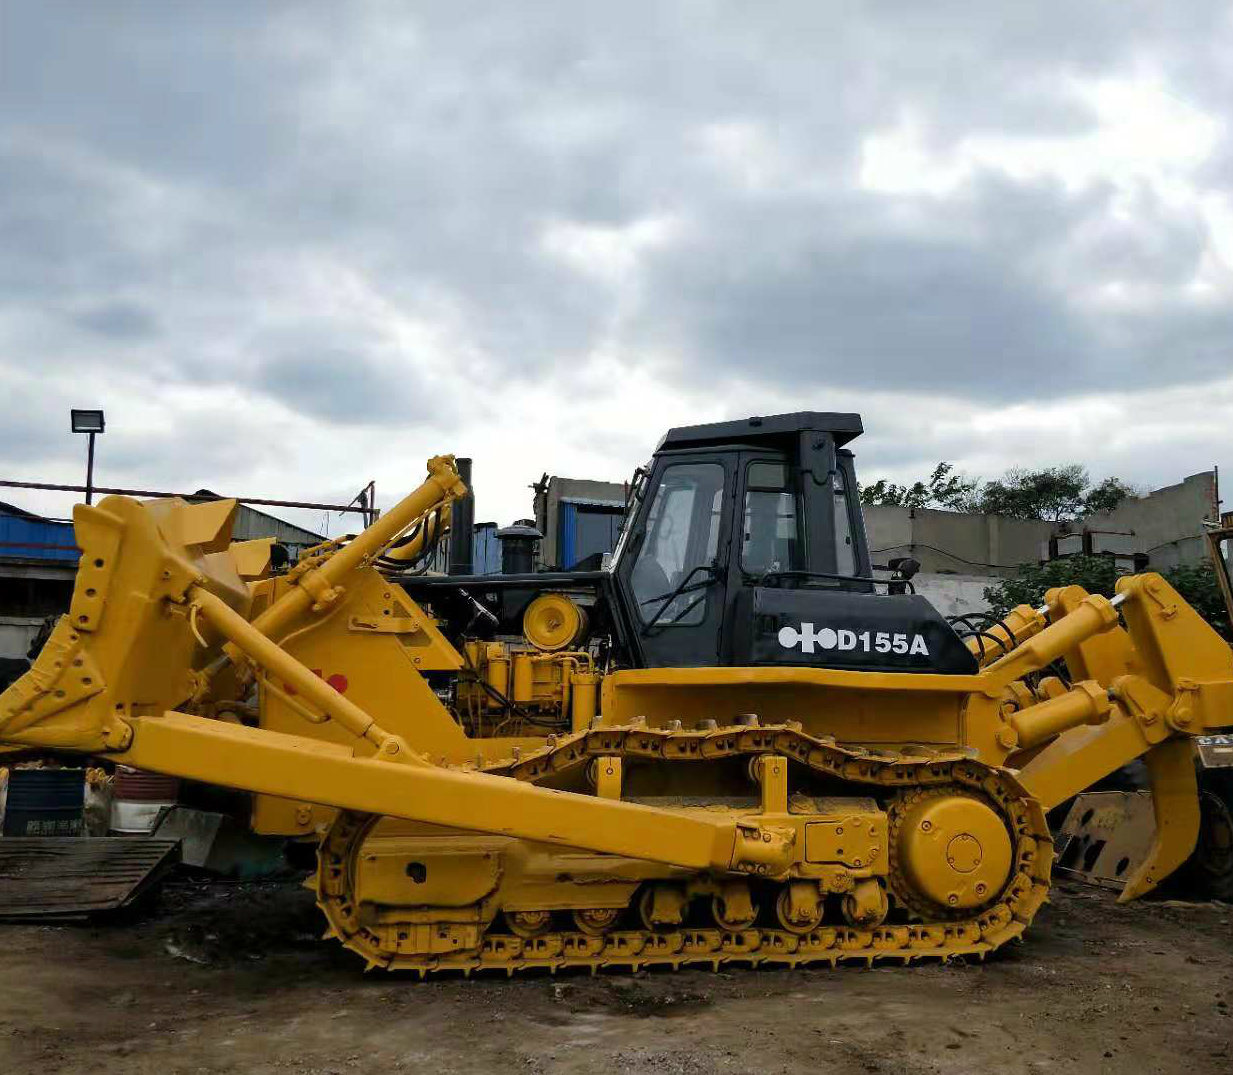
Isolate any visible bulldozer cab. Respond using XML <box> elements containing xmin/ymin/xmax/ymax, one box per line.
<box><xmin>610</xmin><ymin>412</ymin><xmax>977</xmax><ymax>673</ymax></box>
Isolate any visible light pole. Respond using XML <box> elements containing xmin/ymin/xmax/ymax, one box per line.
<box><xmin>70</xmin><ymin>409</ymin><xmax>105</xmax><ymax>505</ymax></box>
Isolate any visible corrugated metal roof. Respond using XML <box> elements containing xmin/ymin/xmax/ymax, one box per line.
<box><xmin>231</xmin><ymin>504</ymin><xmax>325</xmax><ymax>547</ymax></box>
<box><xmin>0</xmin><ymin>504</ymin><xmax>78</xmax><ymax>562</ymax></box>
<box><xmin>188</xmin><ymin>492</ymin><xmax>325</xmax><ymax>550</ymax></box>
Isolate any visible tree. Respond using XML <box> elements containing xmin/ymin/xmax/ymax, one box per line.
<box><xmin>862</xmin><ymin>461</ymin><xmax>1135</xmax><ymax>522</ymax></box>
<box><xmin>1081</xmin><ymin>476</ymin><xmax>1139</xmax><ymax>517</ymax></box>
<box><xmin>975</xmin><ymin>466</ymin><xmax>1134</xmax><ymax>522</ymax></box>
<box><xmin>983</xmin><ymin>555</ymin><xmax>1121</xmax><ymax>618</ymax></box>
<box><xmin>976</xmin><ymin>468</ymin><xmax>1136</xmax><ymax>522</ymax></box>
<box><xmin>976</xmin><ymin>465</ymin><xmax>1089</xmax><ymax>522</ymax></box>
<box><xmin>859</xmin><ymin>462</ymin><xmax>978</xmax><ymax>511</ymax></box>
<box><xmin>983</xmin><ymin>555</ymin><xmax>1232</xmax><ymax>642</ymax></box>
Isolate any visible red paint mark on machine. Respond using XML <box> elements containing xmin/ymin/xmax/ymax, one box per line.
<box><xmin>284</xmin><ymin>670</ymin><xmax>349</xmax><ymax>696</ymax></box>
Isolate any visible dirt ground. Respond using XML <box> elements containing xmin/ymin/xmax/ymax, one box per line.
<box><xmin>0</xmin><ymin>878</ymin><xmax>1230</xmax><ymax>1075</ymax></box>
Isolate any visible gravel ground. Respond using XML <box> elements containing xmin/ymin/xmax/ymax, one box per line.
<box><xmin>0</xmin><ymin>878</ymin><xmax>1230</xmax><ymax>1074</ymax></box>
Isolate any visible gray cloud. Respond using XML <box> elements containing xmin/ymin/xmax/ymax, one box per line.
<box><xmin>253</xmin><ymin>348</ymin><xmax>433</xmax><ymax>426</ymax></box>
<box><xmin>73</xmin><ymin>302</ymin><xmax>161</xmax><ymax>340</ymax></box>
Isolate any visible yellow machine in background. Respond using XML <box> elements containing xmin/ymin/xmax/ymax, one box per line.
<box><xmin>1</xmin><ymin>412</ymin><xmax>1231</xmax><ymax>974</ymax></box>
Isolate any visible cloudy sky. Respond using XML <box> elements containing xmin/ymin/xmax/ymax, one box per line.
<box><xmin>2</xmin><ymin>2</ymin><xmax>1231</xmax><ymax>533</ymax></box>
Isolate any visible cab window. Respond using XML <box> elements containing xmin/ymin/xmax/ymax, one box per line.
<box><xmin>630</xmin><ymin>463</ymin><xmax>724</xmax><ymax>626</ymax></box>
<box><xmin>741</xmin><ymin>461</ymin><xmax>802</xmax><ymax>575</ymax></box>
<box><xmin>833</xmin><ymin>468</ymin><xmax>856</xmax><ymax>576</ymax></box>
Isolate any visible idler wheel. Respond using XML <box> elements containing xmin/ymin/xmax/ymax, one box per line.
<box><xmin>894</xmin><ymin>791</ymin><xmax>1012</xmax><ymax>912</ymax></box>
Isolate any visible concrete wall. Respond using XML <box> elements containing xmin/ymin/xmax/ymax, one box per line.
<box><xmin>870</xmin><ymin>570</ymin><xmax>998</xmax><ymax>617</ymax></box>
<box><xmin>1081</xmin><ymin>472</ymin><xmax>1219</xmax><ymax>571</ymax></box>
<box><xmin>863</xmin><ymin>504</ymin><xmax>1052</xmax><ymax>577</ymax></box>
<box><xmin>862</xmin><ymin>470</ymin><xmax>1218</xmax><ymax>578</ymax></box>
<box><xmin>911</xmin><ymin>573</ymin><xmax>999</xmax><ymax>617</ymax></box>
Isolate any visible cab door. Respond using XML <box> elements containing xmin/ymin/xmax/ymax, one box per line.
<box><xmin>614</xmin><ymin>454</ymin><xmax>734</xmax><ymax>667</ymax></box>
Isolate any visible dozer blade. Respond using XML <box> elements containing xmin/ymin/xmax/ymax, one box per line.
<box><xmin>0</xmin><ymin>494</ymin><xmax>250</xmax><ymax>754</ymax></box>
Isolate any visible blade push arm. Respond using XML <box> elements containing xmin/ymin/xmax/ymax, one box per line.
<box><xmin>116</xmin><ymin>710</ymin><xmax>789</xmax><ymax>876</ymax></box>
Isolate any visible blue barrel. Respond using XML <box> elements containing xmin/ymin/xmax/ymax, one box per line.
<box><xmin>2</xmin><ymin>768</ymin><xmax>86</xmax><ymax>837</ymax></box>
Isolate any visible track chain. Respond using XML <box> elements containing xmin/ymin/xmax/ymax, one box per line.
<box><xmin>317</xmin><ymin>720</ymin><xmax>1052</xmax><ymax>974</ymax></box>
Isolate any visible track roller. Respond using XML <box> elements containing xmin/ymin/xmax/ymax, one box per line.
<box><xmin>712</xmin><ymin>882</ymin><xmax>758</xmax><ymax>931</ymax></box>
<box><xmin>572</xmin><ymin>907</ymin><xmax>621</xmax><ymax>935</ymax></box>
<box><xmin>775</xmin><ymin>881</ymin><xmax>824</xmax><ymax>933</ymax></box>
<box><xmin>841</xmin><ymin>878</ymin><xmax>889</xmax><ymax>927</ymax></box>
<box><xmin>506</xmin><ymin>910</ymin><xmax>553</xmax><ymax>938</ymax></box>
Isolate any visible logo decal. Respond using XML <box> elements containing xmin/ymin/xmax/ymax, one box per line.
<box><xmin>777</xmin><ymin>622</ymin><xmax>930</xmax><ymax>657</ymax></box>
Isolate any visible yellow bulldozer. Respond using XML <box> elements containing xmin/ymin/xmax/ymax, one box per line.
<box><xmin>1</xmin><ymin>411</ymin><xmax>1231</xmax><ymax>973</ymax></box>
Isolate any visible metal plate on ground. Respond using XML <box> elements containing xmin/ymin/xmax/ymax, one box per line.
<box><xmin>0</xmin><ymin>837</ymin><xmax>180</xmax><ymax>919</ymax></box>
<box><xmin>1055</xmin><ymin>791</ymin><xmax>1155</xmax><ymax>891</ymax></box>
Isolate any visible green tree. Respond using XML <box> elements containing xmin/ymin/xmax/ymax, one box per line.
<box><xmin>859</xmin><ymin>462</ymin><xmax>977</xmax><ymax>511</ymax></box>
<box><xmin>1082</xmin><ymin>476</ymin><xmax>1138</xmax><ymax>516</ymax></box>
<box><xmin>862</xmin><ymin>463</ymin><xmax>1134</xmax><ymax>521</ymax></box>
<box><xmin>976</xmin><ymin>465</ymin><xmax>1089</xmax><ymax>522</ymax></box>
<box><xmin>976</xmin><ymin>465</ymin><xmax>1134</xmax><ymax>522</ymax></box>
<box><xmin>984</xmin><ymin>555</ymin><xmax>1232</xmax><ymax>642</ymax></box>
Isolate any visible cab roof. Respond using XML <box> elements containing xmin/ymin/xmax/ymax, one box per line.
<box><xmin>656</xmin><ymin>412</ymin><xmax>864</xmax><ymax>452</ymax></box>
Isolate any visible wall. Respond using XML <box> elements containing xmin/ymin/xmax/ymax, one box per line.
<box><xmin>863</xmin><ymin>504</ymin><xmax>1052</xmax><ymax>577</ymax></box>
<box><xmin>0</xmin><ymin>507</ymin><xmax>78</xmax><ymax>563</ymax></box>
<box><xmin>1080</xmin><ymin>472</ymin><xmax>1219</xmax><ymax>571</ymax></box>
<box><xmin>0</xmin><ymin>507</ymin><xmax>79</xmax><ymax>663</ymax></box>
<box><xmin>906</xmin><ymin>573</ymin><xmax>999</xmax><ymax>617</ymax></box>
<box><xmin>0</xmin><ymin>615</ymin><xmax>44</xmax><ymax>665</ymax></box>
<box><xmin>472</xmin><ymin>522</ymin><xmax>501</xmax><ymax>575</ymax></box>
<box><xmin>863</xmin><ymin>470</ymin><xmax>1219</xmax><ymax>579</ymax></box>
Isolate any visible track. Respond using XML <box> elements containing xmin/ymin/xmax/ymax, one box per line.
<box><xmin>316</xmin><ymin>721</ymin><xmax>1053</xmax><ymax>974</ymax></box>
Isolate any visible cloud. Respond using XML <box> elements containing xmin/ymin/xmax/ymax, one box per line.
<box><xmin>73</xmin><ymin>302</ymin><xmax>161</xmax><ymax>340</ymax></box>
<box><xmin>0</xmin><ymin>1</ymin><xmax>1231</xmax><ymax>528</ymax></box>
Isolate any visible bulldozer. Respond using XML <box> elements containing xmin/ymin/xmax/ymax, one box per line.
<box><xmin>2</xmin><ymin>411</ymin><xmax>1232</xmax><ymax>974</ymax></box>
